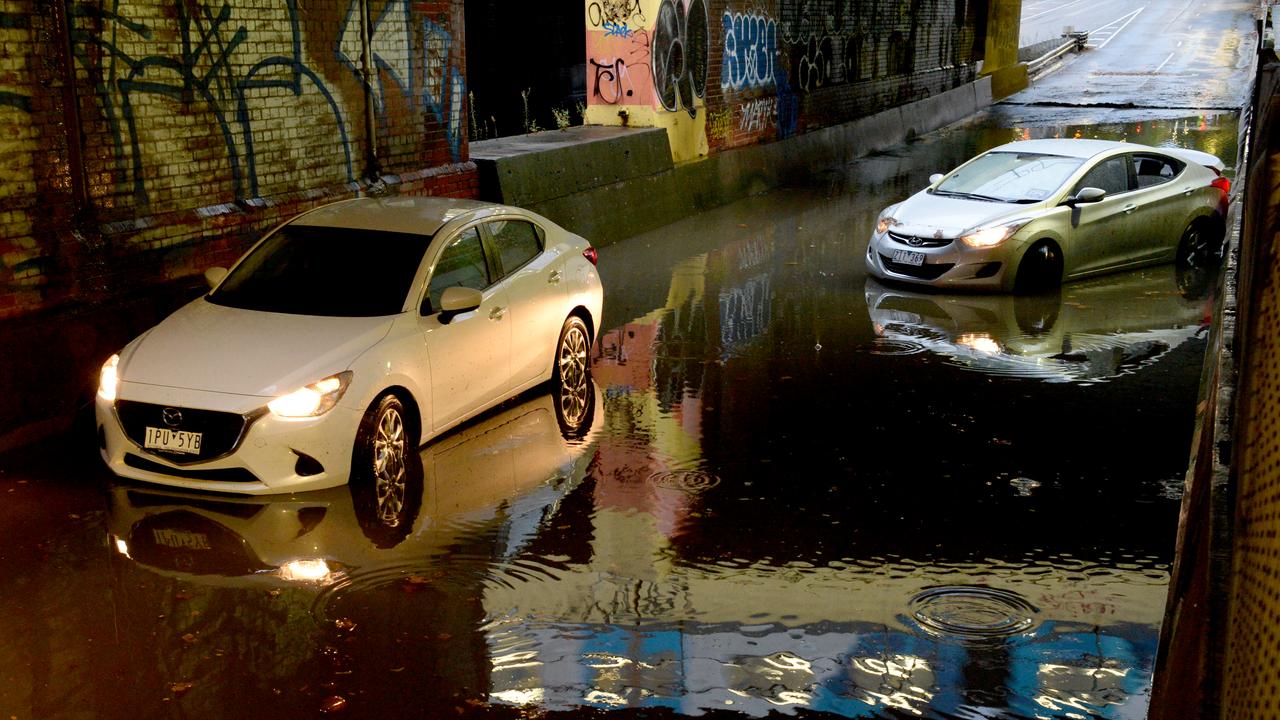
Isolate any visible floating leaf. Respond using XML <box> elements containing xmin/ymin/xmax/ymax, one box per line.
<box><xmin>170</xmin><ymin>681</ymin><xmax>194</xmax><ymax>695</ymax></box>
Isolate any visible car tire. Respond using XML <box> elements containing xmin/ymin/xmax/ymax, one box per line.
<box><xmin>1014</xmin><ymin>240</ymin><xmax>1063</xmax><ymax>295</ymax></box>
<box><xmin>351</xmin><ymin>394</ymin><xmax>422</xmax><ymax>548</ymax></box>
<box><xmin>553</xmin><ymin>316</ymin><xmax>591</xmax><ymax>388</ymax></box>
<box><xmin>1176</xmin><ymin>219</ymin><xmax>1222</xmax><ymax>269</ymax></box>
<box><xmin>554</xmin><ymin>371</ymin><xmax>596</xmax><ymax>440</ymax></box>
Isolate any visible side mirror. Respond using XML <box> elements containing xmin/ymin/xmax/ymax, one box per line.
<box><xmin>437</xmin><ymin>286</ymin><xmax>483</xmax><ymax>324</ymax></box>
<box><xmin>929</xmin><ymin>173</ymin><xmax>945</xmax><ymax>185</ymax></box>
<box><xmin>1067</xmin><ymin>187</ymin><xmax>1106</xmax><ymax>206</ymax></box>
<box><xmin>204</xmin><ymin>266</ymin><xmax>228</xmax><ymax>289</ymax></box>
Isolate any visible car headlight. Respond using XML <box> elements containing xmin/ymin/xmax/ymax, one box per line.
<box><xmin>875</xmin><ymin>206</ymin><xmax>902</xmax><ymax>235</ymax></box>
<box><xmin>268</xmin><ymin>372</ymin><xmax>352</xmax><ymax>418</ymax></box>
<box><xmin>98</xmin><ymin>354</ymin><xmax>120</xmax><ymax>401</ymax></box>
<box><xmin>959</xmin><ymin>218</ymin><xmax>1032</xmax><ymax>249</ymax></box>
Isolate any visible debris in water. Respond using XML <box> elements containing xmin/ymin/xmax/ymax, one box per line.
<box><xmin>320</xmin><ymin>696</ymin><xmax>347</xmax><ymax>713</ymax></box>
<box><xmin>1010</xmin><ymin>477</ymin><xmax>1042</xmax><ymax>496</ymax></box>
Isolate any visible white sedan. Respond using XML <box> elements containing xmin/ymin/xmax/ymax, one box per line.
<box><xmin>866</xmin><ymin>139</ymin><xmax>1231</xmax><ymax>292</ymax></box>
<box><xmin>95</xmin><ymin>196</ymin><xmax>603</xmax><ymax>496</ymax></box>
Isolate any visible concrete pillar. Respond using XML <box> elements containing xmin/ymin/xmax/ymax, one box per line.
<box><xmin>982</xmin><ymin>0</ymin><xmax>1029</xmax><ymax>99</ymax></box>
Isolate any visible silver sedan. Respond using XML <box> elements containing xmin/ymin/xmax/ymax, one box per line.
<box><xmin>865</xmin><ymin>139</ymin><xmax>1230</xmax><ymax>293</ymax></box>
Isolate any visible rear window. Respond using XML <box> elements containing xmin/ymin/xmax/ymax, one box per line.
<box><xmin>209</xmin><ymin>225</ymin><xmax>431</xmax><ymax>317</ymax></box>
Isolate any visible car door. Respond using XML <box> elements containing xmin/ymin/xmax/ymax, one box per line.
<box><xmin>481</xmin><ymin>217</ymin><xmax>568</xmax><ymax>391</ymax></box>
<box><xmin>1127</xmin><ymin>152</ymin><xmax>1191</xmax><ymax>262</ymax></box>
<box><xmin>419</xmin><ymin>226</ymin><xmax>512</xmax><ymax>432</ymax></box>
<box><xmin>1066</xmin><ymin>155</ymin><xmax>1137</xmax><ymax>276</ymax></box>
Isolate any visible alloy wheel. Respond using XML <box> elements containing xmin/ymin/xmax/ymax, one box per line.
<box><xmin>372</xmin><ymin>406</ymin><xmax>406</xmax><ymax>526</ymax></box>
<box><xmin>558</xmin><ymin>324</ymin><xmax>589</xmax><ymax>388</ymax></box>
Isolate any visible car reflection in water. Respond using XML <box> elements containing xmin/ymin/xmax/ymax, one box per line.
<box><xmin>864</xmin><ymin>264</ymin><xmax>1213</xmax><ymax>383</ymax></box>
<box><xmin>103</xmin><ymin>377</ymin><xmax>602</xmax><ymax>712</ymax></box>
<box><xmin>109</xmin><ymin>376</ymin><xmax>602</xmax><ymax>582</ymax></box>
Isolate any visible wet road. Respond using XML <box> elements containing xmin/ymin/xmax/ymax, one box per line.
<box><xmin>0</xmin><ymin>18</ymin><xmax>1254</xmax><ymax>720</ymax></box>
<box><xmin>1018</xmin><ymin>0</ymin><xmax>1255</xmax><ymax>113</ymax></box>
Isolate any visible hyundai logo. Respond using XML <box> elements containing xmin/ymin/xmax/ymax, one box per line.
<box><xmin>161</xmin><ymin>407</ymin><xmax>183</xmax><ymax>427</ymax></box>
<box><xmin>906</xmin><ymin>236</ymin><xmax>925</xmax><ymax>247</ymax></box>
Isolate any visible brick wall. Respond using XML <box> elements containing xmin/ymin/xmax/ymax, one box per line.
<box><xmin>0</xmin><ymin>0</ymin><xmax>477</xmax><ymax>321</ymax></box>
<box><xmin>586</xmin><ymin>0</ymin><xmax>983</xmax><ymax>157</ymax></box>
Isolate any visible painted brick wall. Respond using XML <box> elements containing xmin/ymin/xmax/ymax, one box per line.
<box><xmin>0</xmin><ymin>0</ymin><xmax>476</xmax><ymax>321</ymax></box>
<box><xmin>585</xmin><ymin>0</ymin><xmax>984</xmax><ymax>161</ymax></box>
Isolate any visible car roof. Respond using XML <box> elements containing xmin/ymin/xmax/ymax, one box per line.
<box><xmin>985</xmin><ymin>138</ymin><xmax>1164</xmax><ymax>159</ymax></box>
<box><xmin>290</xmin><ymin>196</ymin><xmax>503</xmax><ymax>236</ymax></box>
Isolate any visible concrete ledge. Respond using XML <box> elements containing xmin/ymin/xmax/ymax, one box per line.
<box><xmin>471</xmin><ymin>126</ymin><xmax>673</xmax><ymax>207</ymax></box>
<box><xmin>489</xmin><ymin>76</ymin><xmax>993</xmax><ymax>247</ymax></box>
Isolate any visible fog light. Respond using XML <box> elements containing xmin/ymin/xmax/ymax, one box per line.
<box><xmin>293</xmin><ymin>451</ymin><xmax>325</xmax><ymax>477</ymax></box>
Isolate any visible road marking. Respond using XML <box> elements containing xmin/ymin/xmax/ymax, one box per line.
<box><xmin>1024</xmin><ymin>0</ymin><xmax>1091</xmax><ymax>22</ymax></box>
<box><xmin>1154</xmin><ymin>52</ymin><xmax>1175</xmax><ymax>73</ymax></box>
<box><xmin>1087</xmin><ymin>7</ymin><xmax>1146</xmax><ymax>49</ymax></box>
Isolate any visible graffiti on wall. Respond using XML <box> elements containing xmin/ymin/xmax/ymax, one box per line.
<box><xmin>652</xmin><ymin>0</ymin><xmax>708</xmax><ymax>117</ymax></box>
<box><xmin>74</xmin><ymin>0</ymin><xmax>354</xmax><ymax>204</ymax></box>
<box><xmin>588</xmin><ymin>0</ymin><xmax>646</xmax><ymax>30</ymax></box>
<box><xmin>76</xmin><ymin>0</ymin><xmax>466</xmax><ymax>207</ymax></box>
<box><xmin>721</xmin><ymin>10</ymin><xmax>778</xmax><ymax>93</ymax></box>
<box><xmin>337</xmin><ymin>1</ymin><xmax>464</xmax><ymax>160</ymax></box>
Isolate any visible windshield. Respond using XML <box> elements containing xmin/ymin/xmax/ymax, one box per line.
<box><xmin>208</xmin><ymin>225</ymin><xmax>431</xmax><ymax>317</ymax></box>
<box><xmin>934</xmin><ymin>152</ymin><xmax>1084</xmax><ymax>203</ymax></box>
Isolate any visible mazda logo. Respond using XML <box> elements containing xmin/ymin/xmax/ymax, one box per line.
<box><xmin>161</xmin><ymin>407</ymin><xmax>183</xmax><ymax>427</ymax></box>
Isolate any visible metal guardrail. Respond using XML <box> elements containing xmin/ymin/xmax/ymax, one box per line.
<box><xmin>1026</xmin><ymin>31</ymin><xmax>1089</xmax><ymax>76</ymax></box>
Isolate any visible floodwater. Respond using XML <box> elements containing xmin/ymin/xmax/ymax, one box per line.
<box><xmin>0</xmin><ymin>109</ymin><xmax>1237</xmax><ymax>719</ymax></box>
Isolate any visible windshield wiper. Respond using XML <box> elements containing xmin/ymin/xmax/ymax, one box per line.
<box><xmin>932</xmin><ymin>189</ymin><xmax>1007</xmax><ymax>202</ymax></box>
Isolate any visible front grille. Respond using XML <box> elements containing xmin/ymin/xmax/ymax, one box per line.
<box><xmin>125</xmin><ymin>453</ymin><xmax>261</xmax><ymax>484</ymax></box>
<box><xmin>880</xmin><ymin>254</ymin><xmax>954</xmax><ymax>280</ymax></box>
<box><xmin>116</xmin><ymin>401</ymin><xmax>263</xmax><ymax>465</ymax></box>
<box><xmin>888</xmin><ymin>231</ymin><xmax>953</xmax><ymax>248</ymax></box>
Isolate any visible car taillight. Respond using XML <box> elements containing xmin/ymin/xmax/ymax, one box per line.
<box><xmin>1211</xmin><ymin>176</ymin><xmax>1231</xmax><ymax>194</ymax></box>
<box><xmin>582</xmin><ymin>246</ymin><xmax>598</xmax><ymax>266</ymax></box>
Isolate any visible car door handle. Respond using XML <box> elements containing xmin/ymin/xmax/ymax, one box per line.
<box><xmin>1183</xmin><ymin>187</ymin><xmax>1194</xmax><ymax>196</ymax></box>
<box><xmin>489</xmin><ymin>306</ymin><xmax>506</xmax><ymax>321</ymax></box>
<box><xmin>1122</xmin><ymin>204</ymin><xmax>1137</xmax><ymax>214</ymax></box>
<box><xmin>548</xmin><ymin>270</ymin><xmax>562</xmax><ymax>285</ymax></box>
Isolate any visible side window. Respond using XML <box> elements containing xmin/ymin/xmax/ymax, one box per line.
<box><xmin>426</xmin><ymin>228</ymin><xmax>490</xmax><ymax>313</ymax></box>
<box><xmin>1073</xmin><ymin>157</ymin><xmax>1132</xmax><ymax>196</ymax></box>
<box><xmin>488</xmin><ymin>220</ymin><xmax>543</xmax><ymax>278</ymax></box>
<box><xmin>1133</xmin><ymin>154</ymin><xmax>1185</xmax><ymax>188</ymax></box>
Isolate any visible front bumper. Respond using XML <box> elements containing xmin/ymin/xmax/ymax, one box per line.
<box><xmin>864</xmin><ymin>230</ymin><xmax>1018</xmax><ymax>291</ymax></box>
<box><xmin>96</xmin><ymin>382</ymin><xmax>362</xmax><ymax>495</ymax></box>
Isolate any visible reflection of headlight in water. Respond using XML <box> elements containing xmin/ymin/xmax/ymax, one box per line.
<box><xmin>278</xmin><ymin>559</ymin><xmax>335</xmax><ymax>583</ymax></box>
<box><xmin>491</xmin><ymin>688</ymin><xmax>544</xmax><ymax>706</ymax></box>
<box><xmin>956</xmin><ymin>333</ymin><xmax>1001</xmax><ymax>355</ymax></box>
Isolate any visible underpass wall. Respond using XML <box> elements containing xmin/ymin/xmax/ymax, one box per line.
<box><xmin>0</xmin><ymin>0</ymin><xmax>476</xmax><ymax>324</ymax></box>
<box><xmin>583</xmin><ymin>0</ymin><xmax>989</xmax><ymax>162</ymax></box>
<box><xmin>1150</xmin><ymin>7</ymin><xmax>1280</xmax><ymax>719</ymax></box>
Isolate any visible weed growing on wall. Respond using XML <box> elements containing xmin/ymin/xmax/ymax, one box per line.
<box><xmin>521</xmin><ymin>88</ymin><xmax>542</xmax><ymax>134</ymax></box>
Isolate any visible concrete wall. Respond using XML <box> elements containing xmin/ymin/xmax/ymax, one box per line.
<box><xmin>0</xmin><ymin>0</ymin><xmax>477</xmax><ymax>322</ymax></box>
<box><xmin>475</xmin><ymin>76</ymin><xmax>992</xmax><ymax>248</ymax></box>
<box><xmin>582</xmin><ymin>0</ymin><xmax>987</xmax><ymax>162</ymax></box>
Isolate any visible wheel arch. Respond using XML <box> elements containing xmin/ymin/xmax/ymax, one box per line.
<box><xmin>568</xmin><ymin>305</ymin><xmax>595</xmax><ymax>343</ymax></box>
<box><xmin>365</xmin><ymin>385</ymin><xmax>423</xmax><ymax>447</ymax></box>
<box><xmin>1012</xmin><ymin>236</ymin><xmax>1066</xmax><ymax>293</ymax></box>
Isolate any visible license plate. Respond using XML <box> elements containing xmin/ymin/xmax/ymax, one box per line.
<box><xmin>892</xmin><ymin>249</ymin><xmax>926</xmax><ymax>266</ymax></box>
<box><xmin>144</xmin><ymin>426</ymin><xmax>203</xmax><ymax>455</ymax></box>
